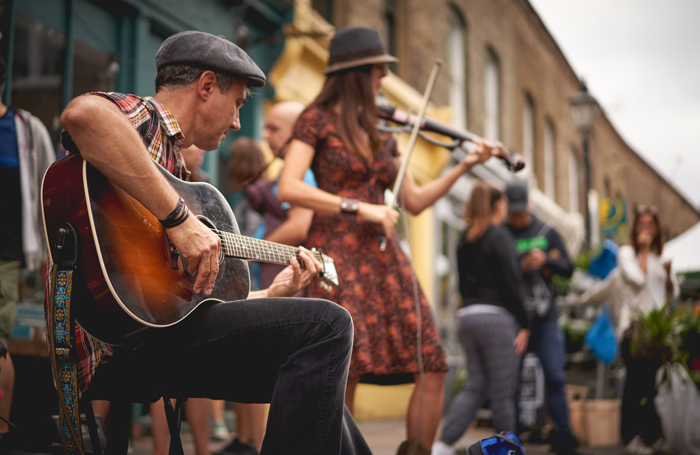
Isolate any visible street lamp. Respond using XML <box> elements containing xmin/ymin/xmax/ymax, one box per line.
<box><xmin>569</xmin><ymin>81</ymin><xmax>599</xmax><ymax>247</ymax></box>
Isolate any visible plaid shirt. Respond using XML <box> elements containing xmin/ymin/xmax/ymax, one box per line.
<box><xmin>46</xmin><ymin>92</ymin><xmax>186</xmax><ymax>396</ymax></box>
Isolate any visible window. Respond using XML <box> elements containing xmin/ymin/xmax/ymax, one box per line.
<box><xmin>11</xmin><ymin>13</ymin><xmax>65</xmax><ymax>144</ymax></box>
<box><xmin>72</xmin><ymin>40</ymin><xmax>118</xmax><ymax>98</ymax></box>
<box><xmin>484</xmin><ymin>48</ymin><xmax>499</xmax><ymax>141</ymax></box>
<box><xmin>312</xmin><ymin>0</ymin><xmax>334</xmax><ymax>24</ymax></box>
<box><xmin>385</xmin><ymin>0</ymin><xmax>398</xmax><ymax>73</ymax></box>
<box><xmin>569</xmin><ymin>149</ymin><xmax>580</xmax><ymax>213</ymax></box>
<box><xmin>523</xmin><ymin>94</ymin><xmax>534</xmax><ymax>169</ymax></box>
<box><xmin>543</xmin><ymin>119</ymin><xmax>555</xmax><ymax>199</ymax></box>
<box><xmin>448</xmin><ymin>9</ymin><xmax>466</xmax><ymax>129</ymax></box>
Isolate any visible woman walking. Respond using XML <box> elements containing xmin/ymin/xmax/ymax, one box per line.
<box><xmin>278</xmin><ymin>27</ymin><xmax>502</xmax><ymax>454</ymax></box>
<box><xmin>432</xmin><ymin>182</ymin><xmax>529</xmax><ymax>455</ymax></box>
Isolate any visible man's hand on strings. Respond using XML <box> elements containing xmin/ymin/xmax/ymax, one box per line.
<box><xmin>267</xmin><ymin>247</ymin><xmax>322</xmax><ymax>298</ymax></box>
<box><xmin>358</xmin><ymin>202</ymin><xmax>400</xmax><ymax>238</ymax></box>
<box><xmin>166</xmin><ymin>215</ymin><xmax>221</xmax><ymax>295</ymax></box>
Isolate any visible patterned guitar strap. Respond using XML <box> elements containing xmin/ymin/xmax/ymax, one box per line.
<box><xmin>48</xmin><ymin>223</ymin><xmax>101</xmax><ymax>455</ymax></box>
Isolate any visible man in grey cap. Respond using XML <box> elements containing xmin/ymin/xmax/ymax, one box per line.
<box><xmin>56</xmin><ymin>31</ymin><xmax>370</xmax><ymax>454</ymax></box>
<box><xmin>506</xmin><ymin>180</ymin><xmax>582</xmax><ymax>455</ymax></box>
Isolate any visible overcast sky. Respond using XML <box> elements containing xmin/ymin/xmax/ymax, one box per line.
<box><xmin>529</xmin><ymin>0</ymin><xmax>700</xmax><ymax>208</ymax></box>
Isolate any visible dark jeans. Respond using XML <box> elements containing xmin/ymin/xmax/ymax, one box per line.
<box><xmin>89</xmin><ymin>297</ymin><xmax>372</xmax><ymax>455</ymax></box>
<box><xmin>620</xmin><ymin>337</ymin><xmax>662</xmax><ymax>445</ymax></box>
<box><xmin>526</xmin><ymin>318</ymin><xmax>572</xmax><ymax>443</ymax></box>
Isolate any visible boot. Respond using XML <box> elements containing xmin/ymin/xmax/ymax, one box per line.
<box><xmin>396</xmin><ymin>440</ymin><xmax>431</xmax><ymax>455</ymax></box>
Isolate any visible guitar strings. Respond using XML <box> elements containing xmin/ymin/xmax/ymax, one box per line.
<box><xmin>211</xmin><ymin>228</ymin><xmax>322</xmax><ymax>266</ymax></box>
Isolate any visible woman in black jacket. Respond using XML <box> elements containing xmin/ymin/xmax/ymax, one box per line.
<box><xmin>432</xmin><ymin>181</ymin><xmax>530</xmax><ymax>455</ymax></box>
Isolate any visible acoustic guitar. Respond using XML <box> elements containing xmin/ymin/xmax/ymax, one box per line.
<box><xmin>41</xmin><ymin>154</ymin><xmax>338</xmax><ymax>345</ymax></box>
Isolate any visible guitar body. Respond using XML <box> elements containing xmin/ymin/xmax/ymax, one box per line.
<box><xmin>42</xmin><ymin>154</ymin><xmax>250</xmax><ymax>345</ymax></box>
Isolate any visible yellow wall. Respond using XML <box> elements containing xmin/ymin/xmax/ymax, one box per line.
<box><xmin>355</xmin><ymin>384</ymin><xmax>415</xmax><ymax>421</ymax></box>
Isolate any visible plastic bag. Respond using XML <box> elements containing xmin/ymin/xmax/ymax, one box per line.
<box><xmin>588</xmin><ymin>239</ymin><xmax>619</xmax><ymax>280</ymax></box>
<box><xmin>654</xmin><ymin>362</ymin><xmax>700</xmax><ymax>455</ymax></box>
<box><xmin>584</xmin><ymin>307</ymin><xmax>617</xmax><ymax>365</ymax></box>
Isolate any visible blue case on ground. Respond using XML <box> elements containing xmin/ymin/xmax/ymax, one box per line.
<box><xmin>466</xmin><ymin>432</ymin><xmax>526</xmax><ymax>455</ymax></box>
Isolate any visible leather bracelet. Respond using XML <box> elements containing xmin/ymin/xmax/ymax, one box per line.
<box><xmin>162</xmin><ymin>204</ymin><xmax>190</xmax><ymax>228</ymax></box>
<box><xmin>340</xmin><ymin>197</ymin><xmax>359</xmax><ymax>214</ymax></box>
<box><xmin>160</xmin><ymin>197</ymin><xmax>189</xmax><ymax>228</ymax></box>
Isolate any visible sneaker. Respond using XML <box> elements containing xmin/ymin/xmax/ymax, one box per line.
<box><xmin>432</xmin><ymin>440</ymin><xmax>456</xmax><ymax>455</ymax></box>
<box><xmin>216</xmin><ymin>438</ymin><xmax>260</xmax><ymax>455</ymax></box>
<box><xmin>211</xmin><ymin>420</ymin><xmax>230</xmax><ymax>441</ymax></box>
<box><xmin>623</xmin><ymin>436</ymin><xmax>654</xmax><ymax>455</ymax></box>
<box><xmin>651</xmin><ymin>438</ymin><xmax>671</xmax><ymax>454</ymax></box>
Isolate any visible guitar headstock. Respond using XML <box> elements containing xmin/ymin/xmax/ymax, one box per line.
<box><xmin>312</xmin><ymin>248</ymin><xmax>339</xmax><ymax>291</ymax></box>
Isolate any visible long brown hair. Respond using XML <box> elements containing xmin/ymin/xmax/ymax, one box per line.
<box><xmin>464</xmin><ymin>181</ymin><xmax>503</xmax><ymax>242</ymax></box>
<box><xmin>228</xmin><ymin>137</ymin><xmax>264</xmax><ymax>191</ymax></box>
<box><xmin>309</xmin><ymin>65</ymin><xmax>382</xmax><ymax>160</ymax></box>
<box><xmin>630</xmin><ymin>208</ymin><xmax>664</xmax><ymax>255</ymax></box>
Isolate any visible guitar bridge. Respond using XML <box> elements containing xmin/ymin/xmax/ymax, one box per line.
<box><xmin>312</xmin><ymin>248</ymin><xmax>339</xmax><ymax>290</ymax></box>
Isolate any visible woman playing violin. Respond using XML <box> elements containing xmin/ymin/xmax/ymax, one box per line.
<box><xmin>278</xmin><ymin>26</ymin><xmax>503</xmax><ymax>454</ymax></box>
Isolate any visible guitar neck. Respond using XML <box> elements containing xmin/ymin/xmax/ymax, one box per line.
<box><xmin>217</xmin><ymin>230</ymin><xmax>321</xmax><ymax>267</ymax></box>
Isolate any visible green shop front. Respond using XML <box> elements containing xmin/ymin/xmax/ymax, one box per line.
<box><xmin>1</xmin><ymin>0</ymin><xmax>291</xmax><ymax>186</ymax></box>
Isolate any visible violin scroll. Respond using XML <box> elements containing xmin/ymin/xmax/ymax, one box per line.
<box><xmin>496</xmin><ymin>149</ymin><xmax>525</xmax><ymax>172</ymax></box>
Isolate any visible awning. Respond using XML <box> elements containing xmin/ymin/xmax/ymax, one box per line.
<box><xmin>450</xmin><ymin>150</ymin><xmax>586</xmax><ymax>258</ymax></box>
<box><xmin>665</xmin><ymin>221</ymin><xmax>700</xmax><ymax>272</ymax></box>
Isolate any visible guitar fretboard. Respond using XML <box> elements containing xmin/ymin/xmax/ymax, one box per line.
<box><xmin>216</xmin><ymin>230</ymin><xmax>322</xmax><ymax>268</ymax></box>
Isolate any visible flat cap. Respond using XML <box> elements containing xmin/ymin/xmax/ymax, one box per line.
<box><xmin>156</xmin><ymin>31</ymin><xmax>266</xmax><ymax>88</ymax></box>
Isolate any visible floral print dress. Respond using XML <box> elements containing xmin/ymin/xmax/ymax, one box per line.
<box><xmin>293</xmin><ymin>106</ymin><xmax>448</xmax><ymax>380</ymax></box>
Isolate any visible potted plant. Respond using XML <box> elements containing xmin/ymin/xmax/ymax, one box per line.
<box><xmin>630</xmin><ymin>303</ymin><xmax>700</xmax><ymax>382</ymax></box>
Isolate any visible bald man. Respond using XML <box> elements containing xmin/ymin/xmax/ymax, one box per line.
<box><xmin>246</xmin><ymin>101</ymin><xmax>317</xmax><ymax>289</ymax></box>
<box><xmin>264</xmin><ymin>101</ymin><xmax>304</xmax><ymax>160</ymax></box>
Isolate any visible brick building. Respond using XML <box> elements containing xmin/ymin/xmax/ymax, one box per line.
<box><xmin>316</xmin><ymin>0</ymin><xmax>698</xmax><ymax>239</ymax></box>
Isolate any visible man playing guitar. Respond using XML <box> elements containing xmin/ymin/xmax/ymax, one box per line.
<box><xmin>49</xmin><ymin>31</ymin><xmax>370</xmax><ymax>454</ymax></box>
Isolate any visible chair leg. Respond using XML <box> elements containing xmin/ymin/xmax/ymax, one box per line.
<box><xmin>81</xmin><ymin>399</ymin><xmax>103</xmax><ymax>455</ymax></box>
<box><xmin>104</xmin><ymin>400</ymin><xmax>131</xmax><ymax>455</ymax></box>
<box><xmin>163</xmin><ymin>398</ymin><xmax>185</xmax><ymax>455</ymax></box>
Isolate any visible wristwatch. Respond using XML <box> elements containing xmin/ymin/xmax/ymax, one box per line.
<box><xmin>340</xmin><ymin>197</ymin><xmax>359</xmax><ymax>214</ymax></box>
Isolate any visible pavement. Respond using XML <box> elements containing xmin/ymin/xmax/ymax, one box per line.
<box><xmin>130</xmin><ymin>418</ymin><xmax>626</xmax><ymax>455</ymax></box>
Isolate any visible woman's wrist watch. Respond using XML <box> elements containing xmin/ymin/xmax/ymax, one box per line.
<box><xmin>340</xmin><ymin>197</ymin><xmax>359</xmax><ymax>214</ymax></box>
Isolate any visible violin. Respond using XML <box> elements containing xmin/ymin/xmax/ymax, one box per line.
<box><xmin>376</xmin><ymin>104</ymin><xmax>525</xmax><ymax>172</ymax></box>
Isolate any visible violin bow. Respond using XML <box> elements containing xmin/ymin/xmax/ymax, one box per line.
<box><xmin>380</xmin><ymin>60</ymin><xmax>442</xmax><ymax>251</ymax></box>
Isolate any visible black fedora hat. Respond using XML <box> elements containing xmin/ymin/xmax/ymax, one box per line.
<box><xmin>324</xmin><ymin>27</ymin><xmax>398</xmax><ymax>75</ymax></box>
